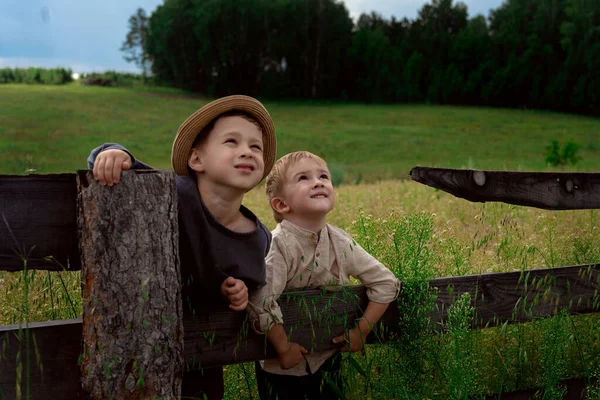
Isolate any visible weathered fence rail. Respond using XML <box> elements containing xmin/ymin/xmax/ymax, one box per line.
<box><xmin>4</xmin><ymin>168</ymin><xmax>596</xmax><ymax>271</ymax></box>
<box><xmin>410</xmin><ymin>166</ymin><xmax>600</xmax><ymax>210</ymax></box>
<box><xmin>2</xmin><ymin>263</ymin><xmax>599</xmax><ymax>399</ymax></box>
<box><xmin>1</xmin><ymin>174</ymin><xmax>80</xmax><ymax>271</ymax></box>
<box><xmin>1</xmin><ymin>169</ymin><xmax>599</xmax><ymax>399</ymax></box>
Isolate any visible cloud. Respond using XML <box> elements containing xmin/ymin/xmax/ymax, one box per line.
<box><xmin>0</xmin><ymin>15</ymin><xmax>20</xmax><ymax>28</ymax></box>
<box><xmin>0</xmin><ymin>0</ymin><xmax>163</xmax><ymax>72</ymax></box>
<box><xmin>40</xmin><ymin>5</ymin><xmax>52</xmax><ymax>23</ymax></box>
<box><xmin>0</xmin><ymin>0</ymin><xmax>504</xmax><ymax>73</ymax></box>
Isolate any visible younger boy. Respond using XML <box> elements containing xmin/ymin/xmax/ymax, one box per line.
<box><xmin>248</xmin><ymin>151</ymin><xmax>400</xmax><ymax>399</ymax></box>
<box><xmin>88</xmin><ymin>95</ymin><xmax>277</xmax><ymax>400</ymax></box>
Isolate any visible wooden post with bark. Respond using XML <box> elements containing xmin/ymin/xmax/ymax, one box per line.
<box><xmin>77</xmin><ymin>170</ymin><xmax>183</xmax><ymax>399</ymax></box>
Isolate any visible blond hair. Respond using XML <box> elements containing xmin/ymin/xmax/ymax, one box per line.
<box><xmin>265</xmin><ymin>151</ymin><xmax>328</xmax><ymax>223</ymax></box>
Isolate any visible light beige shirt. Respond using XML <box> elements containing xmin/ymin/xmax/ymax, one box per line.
<box><xmin>248</xmin><ymin>219</ymin><xmax>400</xmax><ymax>376</ymax></box>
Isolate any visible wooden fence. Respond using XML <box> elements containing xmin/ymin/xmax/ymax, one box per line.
<box><xmin>1</xmin><ymin>168</ymin><xmax>599</xmax><ymax>399</ymax></box>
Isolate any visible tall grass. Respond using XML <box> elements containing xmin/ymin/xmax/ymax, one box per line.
<box><xmin>2</xmin><ymin>178</ymin><xmax>599</xmax><ymax>398</ymax></box>
<box><xmin>339</xmin><ymin>206</ymin><xmax>599</xmax><ymax>399</ymax></box>
<box><xmin>1</xmin><ymin>269</ymin><xmax>81</xmax><ymax>325</ymax></box>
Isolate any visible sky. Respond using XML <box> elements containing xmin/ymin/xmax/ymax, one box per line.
<box><xmin>0</xmin><ymin>0</ymin><xmax>504</xmax><ymax>74</ymax></box>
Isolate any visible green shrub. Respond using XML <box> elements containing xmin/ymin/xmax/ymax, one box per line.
<box><xmin>79</xmin><ymin>71</ymin><xmax>151</xmax><ymax>87</ymax></box>
<box><xmin>545</xmin><ymin>139</ymin><xmax>582</xmax><ymax>167</ymax></box>
<box><xmin>328</xmin><ymin>162</ymin><xmax>346</xmax><ymax>186</ymax></box>
<box><xmin>0</xmin><ymin>68</ymin><xmax>72</xmax><ymax>85</ymax></box>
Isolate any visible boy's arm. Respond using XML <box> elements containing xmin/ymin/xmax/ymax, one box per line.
<box><xmin>332</xmin><ymin>301</ymin><xmax>389</xmax><ymax>352</ymax></box>
<box><xmin>247</xmin><ymin>234</ymin><xmax>307</xmax><ymax>369</ymax></box>
<box><xmin>343</xmin><ymin>233</ymin><xmax>400</xmax><ymax>305</ymax></box>
<box><xmin>88</xmin><ymin>143</ymin><xmax>154</xmax><ymax>185</ymax></box>
<box><xmin>334</xmin><ymin>230</ymin><xmax>400</xmax><ymax>352</ymax></box>
<box><xmin>247</xmin><ymin>235</ymin><xmax>288</xmax><ymax>332</ymax></box>
<box><xmin>266</xmin><ymin>324</ymin><xmax>308</xmax><ymax>369</ymax></box>
<box><xmin>88</xmin><ymin>143</ymin><xmax>153</xmax><ymax>170</ymax></box>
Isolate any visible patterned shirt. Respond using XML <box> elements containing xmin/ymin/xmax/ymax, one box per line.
<box><xmin>248</xmin><ymin>219</ymin><xmax>400</xmax><ymax>376</ymax></box>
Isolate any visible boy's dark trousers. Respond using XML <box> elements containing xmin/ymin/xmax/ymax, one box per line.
<box><xmin>254</xmin><ymin>353</ymin><xmax>343</xmax><ymax>400</ymax></box>
<box><xmin>181</xmin><ymin>366</ymin><xmax>224</xmax><ymax>400</ymax></box>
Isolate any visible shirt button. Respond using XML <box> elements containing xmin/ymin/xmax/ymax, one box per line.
<box><xmin>316</xmin><ymin>252</ymin><xmax>320</xmax><ymax>257</ymax></box>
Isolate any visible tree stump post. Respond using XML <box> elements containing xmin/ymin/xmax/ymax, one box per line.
<box><xmin>77</xmin><ymin>170</ymin><xmax>183</xmax><ymax>399</ymax></box>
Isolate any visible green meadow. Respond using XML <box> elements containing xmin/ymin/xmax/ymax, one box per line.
<box><xmin>2</xmin><ymin>83</ymin><xmax>600</xmax><ymax>398</ymax></box>
<box><xmin>1</xmin><ymin>83</ymin><xmax>600</xmax><ymax>179</ymax></box>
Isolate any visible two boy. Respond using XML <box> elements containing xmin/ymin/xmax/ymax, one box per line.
<box><xmin>89</xmin><ymin>96</ymin><xmax>399</xmax><ymax>400</ymax></box>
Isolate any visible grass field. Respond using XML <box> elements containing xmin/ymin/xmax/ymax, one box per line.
<box><xmin>2</xmin><ymin>83</ymin><xmax>600</xmax><ymax>399</ymax></box>
<box><xmin>1</xmin><ymin>83</ymin><xmax>600</xmax><ymax>180</ymax></box>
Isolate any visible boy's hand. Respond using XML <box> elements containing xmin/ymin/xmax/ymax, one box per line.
<box><xmin>220</xmin><ymin>277</ymin><xmax>248</xmax><ymax>311</ymax></box>
<box><xmin>93</xmin><ymin>149</ymin><xmax>132</xmax><ymax>186</ymax></box>
<box><xmin>278</xmin><ymin>342</ymin><xmax>308</xmax><ymax>370</ymax></box>
<box><xmin>332</xmin><ymin>326</ymin><xmax>364</xmax><ymax>352</ymax></box>
<box><xmin>266</xmin><ymin>324</ymin><xmax>306</xmax><ymax>369</ymax></box>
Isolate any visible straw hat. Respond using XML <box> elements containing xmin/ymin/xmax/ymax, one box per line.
<box><xmin>171</xmin><ymin>95</ymin><xmax>277</xmax><ymax>180</ymax></box>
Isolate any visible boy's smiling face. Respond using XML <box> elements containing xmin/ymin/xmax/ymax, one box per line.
<box><xmin>189</xmin><ymin>115</ymin><xmax>265</xmax><ymax>192</ymax></box>
<box><xmin>277</xmin><ymin>157</ymin><xmax>335</xmax><ymax>220</ymax></box>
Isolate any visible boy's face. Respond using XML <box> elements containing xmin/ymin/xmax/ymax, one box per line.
<box><xmin>279</xmin><ymin>157</ymin><xmax>335</xmax><ymax>218</ymax></box>
<box><xmin>189</xmin><ymin>115</ymin><xmax>265</xmax><ymax>192</ymax></box>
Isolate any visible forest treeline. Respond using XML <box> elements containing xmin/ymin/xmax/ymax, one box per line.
<box><xmin>122</xmin><ymin>0</ymin><xmax>600</xmax><ymax>114</ymax></box>
<box><xmin>34</xmin><ymin>0</ymin><xmax>600</xmax><ymax>115</ymax></box>
<box><xmin>0</xmin><ymin>68</ymin><xmax>73</xmax><ymax>85</ymax></box>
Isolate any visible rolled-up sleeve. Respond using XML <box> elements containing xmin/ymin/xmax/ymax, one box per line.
<box><xmin>87</xmin><ymin>142</ymin><xmax>153</xmax><ymax>170</ymax></box>
<box><xmin>345</xmin><ymin>238</ymin><xmax>400</xmax><ymax>304</ymax></box>
<box><xmin>248</xmin><ymin>235</ymin><xmax>289</xmax><ymax>333</ymax></box>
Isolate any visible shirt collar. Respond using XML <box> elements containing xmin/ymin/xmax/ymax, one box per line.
<box><xmin>280</xmin><ymin>219</ymin><xmax>328</xmax><ymax>244</ymax></box>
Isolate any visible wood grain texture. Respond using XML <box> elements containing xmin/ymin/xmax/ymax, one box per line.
<box><xmin>0</xmin><ymin>174</ymin><xmax>80</xmax><ymax>271</ymax></box>
<box><xmin>410</xmin><ymin>167</ymin><xmax>600</xmax><ymax>210</ymax></box>
<box><xmin>428</xmin><ymin>264</ymin><xmax>600</xmax><ymax>330</ymax></box>
<box><xmin>182</xmin><ymin>285</ymin><xmax>368</xmax><ymax>368</ymax></box>
<box><xmin>77</xmin><ymin>170</ymin><xmax>183</xmax><ymax>399</ymax></box>
<box><xmin>4</xmin><ymin>168</ymin><xmax>598</xmax><ymax>272</ymax></box>
<box><xmin>0</xmin><ymin>319</ymin><xmax>83</xmax><ymax>400</ymax></box>
<box><xmin>1</xmin><ymin>264</ymin><xmax>598</xmax><ymax>399</ymax></box>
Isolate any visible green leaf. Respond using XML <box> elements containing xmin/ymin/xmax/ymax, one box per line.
<box><xmin>322</xmin><ymin>373</ymin><xmax>345</xmax><ymax>399</ymax></box>
<box><xmin>347</xmin><ymin>354</ymin><xmax>367</xmax><ymax>378</ymax></box>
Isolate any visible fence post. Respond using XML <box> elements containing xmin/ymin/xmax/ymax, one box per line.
<box><xmin>77</xmin><ymin>170</ymin><xmax>183</xmax><ymax>399</ymax></box>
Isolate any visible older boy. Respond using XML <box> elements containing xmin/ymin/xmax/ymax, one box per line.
<box><xmin>88</xmin><ymin>95</ymin><xmax>276</xmax><ymax>400</ymax></box>
<box><xmin>248</xmin><ymin>151</ymin><xmax>400</xmax><ymax>399</ymax></box>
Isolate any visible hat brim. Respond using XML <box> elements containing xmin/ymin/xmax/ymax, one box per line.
<box><xmin>171</xmin><ymin>95</ymin><xmax>276</xmax><ymax>181</ymax></box>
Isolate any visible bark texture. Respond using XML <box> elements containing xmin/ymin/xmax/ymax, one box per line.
<box><xmin>77</xmin><ymin>170</ymin><xmax>182</xmax><ymax>399</ymax></box>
